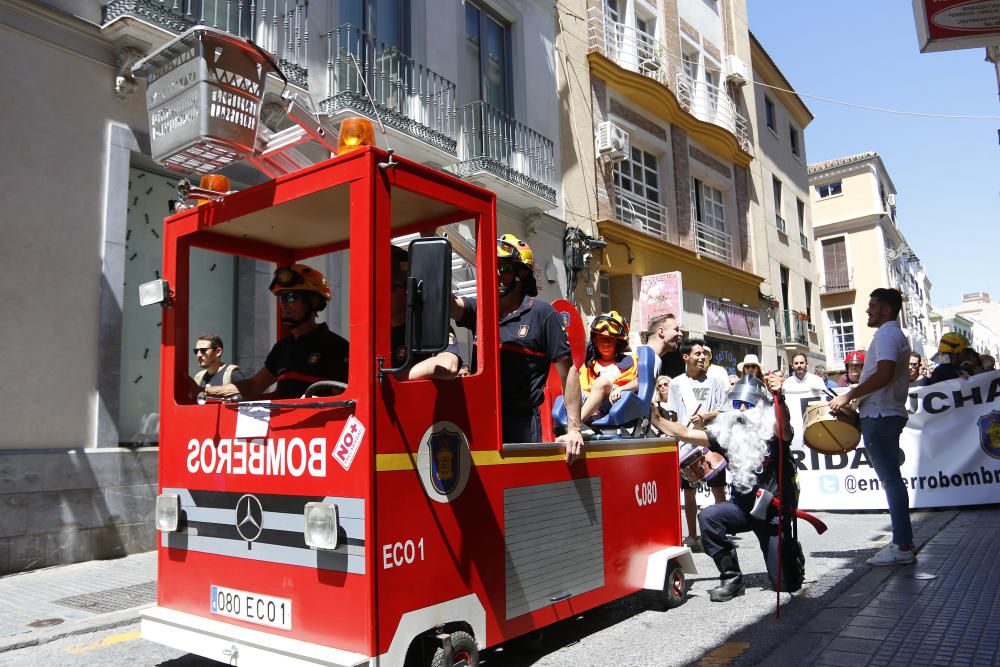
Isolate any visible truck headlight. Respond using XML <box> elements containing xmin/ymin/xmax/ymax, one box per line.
<box><xmin>155</xmin><ymin>493</ymin><xmax>180</xmax><ymax>532</ymax></box>
<box><xmin>304</xmin><ymin>502</ymin><xmax>339</xmax><ymax>550</ymax></box>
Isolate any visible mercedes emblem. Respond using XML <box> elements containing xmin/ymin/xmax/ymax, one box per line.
<box><xmin>235</xmin><ymin>494</ymin><xmax>264</xmax><ymax>542</ymax></box>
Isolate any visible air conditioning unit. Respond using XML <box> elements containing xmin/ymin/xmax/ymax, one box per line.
<box><xmin>723</xmin><ymin>55</ymin><xmax>749</xmax><ymax>86</ymax></box>
<box><xmin>596</xmin><ymin>121</ymin><xmax>629</xmax><ymax>162</ymax></box>
<box><xmin>886</xmin><ymin>194</ymin><xmax>897</xmax><ymax>206</ymax></box>
<box><xmin>640</xmin><ymin>57</ymin><xmax>661</xmax><ymax>72</ymax></box>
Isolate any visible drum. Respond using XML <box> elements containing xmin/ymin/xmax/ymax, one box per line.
<box><xmin>679</xmin><ymin>444</ymin><xmax>727</xmax><ymax>486</ymax></box>
<box><xmin>803</xmin><ymin>401</ymin><xmax>861</xmax><ymax>454</ymax></box>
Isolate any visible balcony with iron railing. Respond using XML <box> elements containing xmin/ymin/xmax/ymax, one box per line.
<box><xmin>799</xmin><ymin>232</ymin><xmax>810</xmax><ymax>251</ymax></box>
<box><xmin>103</xmin><ymin>0</ymin><xmax>310</xmax><ymax>87</ymax></box>
<box><xmin>586</xmin><ymin>8</ymin><xmax>670</xmax><ymax>87</ymax></box>
<box><xmin>821</xmin><ymin>268</ymin><xmax>854</xmax><ymax>294</ymax></box>
<box><xmin>783</xmin><ymin>309</ymin><xmax>809</xmax><ymax>346</ymax></box>
<box><xmin>320</xmin><ymin>24</ymin><xmax>457</xmax><ymax>157</ymax></box>
<box><xmin>775</xmin><ymin>213</ymin><xmax>786</xmax><ymax>234</ymax></box>
<box><xmin>453</xmin><ymin>101</ymin><xmax>556</xmax><ymax>209</ymax></box>
<box><xmin>695</xmin><ymin>221</ymin><xmax>732</xmax><ymax>265</ymax></box>
<box><xmin>615</xmin><ymin>190</ymin><xmax>666</xmax><ymax>237</ymax></box>
<box><xmin>674</xmin><ymin>68</ymin><xmax>751</xmax><ymax>152</ymax></box>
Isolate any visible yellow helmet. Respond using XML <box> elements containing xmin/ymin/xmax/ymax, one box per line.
<box><xmin>938</xmin><ymin>332</ymin><xmax>970</xmax><ymax>356</ymax></box>
<box><xmin>591</xmin><ymin>310</ymin><xmax>630</xmax><ymax>341</ymax></box>
<box><xmin>497</xmin><ymin>234</ymin><xmax>534</xmax><ymax>269</ymax></box>
<box><xmin>269</xmin><ymin>264</ymin><xmax>331</xmax><ymax>310</ymax></box>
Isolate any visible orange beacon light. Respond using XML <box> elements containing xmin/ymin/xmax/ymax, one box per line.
<box><xmin>336</xmin><ymin>117</ymin><xmax>376</xmax><ymax>155</ymax></box>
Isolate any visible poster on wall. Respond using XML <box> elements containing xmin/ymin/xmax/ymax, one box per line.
<box><xmin>788</xmin><ymin>371</ymin><xmax>1000</xmax><ymax>510</ymax></box>
<box><xmin>638</xmin><ymin>271</ymin><xmax>682</xmax><ymax>329</ymax></box>
<box><xmin>704</xmin><ymin>299</ymin><xmax>760</xmax><ymax>340</ymax></box>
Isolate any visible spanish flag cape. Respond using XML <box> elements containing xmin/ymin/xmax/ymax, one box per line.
<box><xmin>579</xmin><ymin>353</ymin><xmax>639</xmax><ymax>393</ymax></box>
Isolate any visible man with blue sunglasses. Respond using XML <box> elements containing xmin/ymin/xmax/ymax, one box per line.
<box><xmin>653</xmin><ymin>373</ymin><xmax>801</xmax><ymax>602</ymax></box>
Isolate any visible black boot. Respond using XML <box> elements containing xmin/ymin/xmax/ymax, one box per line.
<box><xmin>709</xmin><ymin>550</ymin><xmax>745</xmax><ymax>602</ymax></box>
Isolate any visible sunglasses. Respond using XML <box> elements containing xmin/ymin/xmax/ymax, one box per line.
<box><xmin>592</xmin><ymin>316</ymin><xmax>627</xmax><ymax>336</ymax></box>
<box><xmin>193</xmin><ymin>347</ymin><xmax>216</xmax><ymax>355</ymax></box>
<box><xmin>656</xmin><ymin>383</ymin><xmax>669</xmax><ymax>389</ymax></box>
<box><xmin>278</xmin><ymin>291</ymin><xmax>309</xmax><ymax>304</ymax></box>
<box><xmin>732</xmin><ymin>400</ymin><xmax>756</xmax><ymax>410</ymax></box>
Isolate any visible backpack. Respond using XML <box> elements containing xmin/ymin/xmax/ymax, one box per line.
<box><xmin>194</xmin><ymin>363</ymin><xmax>237</xmax><ymax>387</ymax></box>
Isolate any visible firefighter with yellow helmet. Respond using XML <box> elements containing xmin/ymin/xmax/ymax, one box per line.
<box><xmin>452</xmin><ymin>234</ymin><xmax>584</xmax><ymax>461</ymax></box>
<box><xmin>204</xmin><ymin>263</ymin><xmax>350</xmax><ymax>400</ymax></box>
<box><xmin>928</xmin><ymin>331</ymin><xmax>973</xmax><ymax>385</ymax></box>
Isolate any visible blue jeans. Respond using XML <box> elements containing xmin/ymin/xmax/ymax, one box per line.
<box><xmin>861</xmin><ymin>415</ymin><xmax>912</xmax><ymax>546</ymax></box>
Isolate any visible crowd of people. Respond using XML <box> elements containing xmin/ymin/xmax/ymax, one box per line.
<box><xmin>194</xmin><ymin>235</ymin><xmax>989</xmax><ymax>603</ymax></box>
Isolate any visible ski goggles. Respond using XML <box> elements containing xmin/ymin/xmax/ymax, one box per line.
<box><xmin>731</xmin><ymin>399</ymin><xmax>756</xmax><ymax>410</ymax></box>
<box><xmin>497</xmin><ymin>262</ymin><xmax>519</xmax><ymax>274</ymax></box>
<box><xmin>591</xmin><ymin>315</ymin><xmax>627</xmax><ymax>337</ymax></box>
<box><xmin>496</xmin><ymin>238</ymin><xmax>523</xmax><ymax>262</ymax></box>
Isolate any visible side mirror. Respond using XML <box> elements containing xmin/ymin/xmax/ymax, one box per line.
<box><xmin>407</xmin><ymin>237</ymin><xmax>452</xmax><ymax>354</ymax></box>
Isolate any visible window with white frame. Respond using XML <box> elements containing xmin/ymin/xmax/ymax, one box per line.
<box><xmin>614</xmin><ymin>145</ymin><xmax>663</xmax><ymax>235</ymax></box>
<box><xmin>772</xmin><ymin>177</ymin><xmax>784</xmax><ymax>232</ymax></box>
<box><xmin>828</xmin><ymin>308</ymin><xmax>855</xmax><ymax>363</ymax></box>
<box><xmin>604</xmin><ymin>0</ymin><xmax>621</xmax><ymax>22</ymax></box>
<box><xmin>704</xmin><ymin>58</ymin><xmax>720</xmax><ymax>111</ymax></box>
<box><xmin>692</xmin><ymin>177</ymin><xmax>726</xmax><ymax>231</ymax></box>
<box><xmin>817</xmin><ymin>181</ymin><xmax>842</xmax><ymax>198</ymax></box>
<box><xmin>634</xmin><ymin>12</ymin><xmax>658</xmax><ymax>68</ymax></box>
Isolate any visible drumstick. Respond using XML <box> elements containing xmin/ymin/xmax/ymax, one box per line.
<box><xmin>685</xmin><ymin>403</ymin><xmax>703</xmax><ymax>428</ymax></box>
<box><xmin>822</xmin><ymin>387</ymin><xmax>838</xmax><ymax>400</ymax></box>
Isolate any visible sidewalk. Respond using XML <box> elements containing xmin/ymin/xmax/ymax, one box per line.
<box><xmin>1</xmin><ymin>509</ymin><xmax>998</xmax><ymax>665</ymax></box>
<box><xmin>0</xmin><ymin>550</ymin><xmax>156</xmax><ymax>653</ymax></box>
<box><xmin>765</xmin><ymin>505</ymin><xmax>1000</xmax><ymax>667</ymax></box>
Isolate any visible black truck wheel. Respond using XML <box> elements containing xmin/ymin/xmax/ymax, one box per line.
<box><xmin>430</xmin><ymin>630</ymin><xmax>478</xmax><ymax>667</ymax></box>
<box><xmin>657</xmin><ymin>560</ymin><xmax>687</xmax><ymax>609</ymax></box>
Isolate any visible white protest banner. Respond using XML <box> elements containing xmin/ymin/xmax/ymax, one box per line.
<box><xmin>789</xmin><ymin>371</ymin><xmax>1000</xmax><ymax>510</ymax></box>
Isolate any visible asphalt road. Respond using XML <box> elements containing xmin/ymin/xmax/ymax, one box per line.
<box><xmin>1</xmin><ymin>509</ymin><xmax>939</xmax><ymax>667</ymax></box>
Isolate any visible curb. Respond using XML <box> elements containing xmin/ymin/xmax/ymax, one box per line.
<box><xmin>0</xmin><ymin>604</ymin><xmax>152</xmax><ymax>654</ymax></box>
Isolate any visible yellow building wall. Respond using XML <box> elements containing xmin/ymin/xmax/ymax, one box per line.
<box><xmin>811</xmin><ymin>171</ymin><xmax>881</xmax><ymax>225</ymax></box>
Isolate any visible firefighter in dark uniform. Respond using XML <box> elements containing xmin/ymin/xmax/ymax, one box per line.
<box><xmin>452</xmin><ymin>235</ymin><xmax>584</xmax><ymax>462</ymax></box>
<box><xmin>205</xmin><ymin>264</ymin><xmax>350</xmax><ymax>400</ymax></box>
<box><xmin>652</xmin><ymin>373</ymin><xmax>804</xmax><ymax>602</ymax></box>
<box><xmin>389</xmin><ymin>245</ymin><xmax>462</xmax><ymax>379</ymax></box>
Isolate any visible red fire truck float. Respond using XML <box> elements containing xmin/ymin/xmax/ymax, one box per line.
<box><xmin>134</xmin><ymin>27</ymin><xmax>694</xmax><ymax>667</ymax></box>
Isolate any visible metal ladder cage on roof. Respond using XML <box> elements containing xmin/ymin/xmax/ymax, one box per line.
<box><xmin>132</xmin><ymin>25</ymin><xmax>337</xmax><ymax>181</ymax></box>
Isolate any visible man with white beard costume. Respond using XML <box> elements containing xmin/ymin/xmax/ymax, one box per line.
<box><xmin>652</xmin><ymin>373</ymin><xmax>802</xmax><ymax>602</ymax></box>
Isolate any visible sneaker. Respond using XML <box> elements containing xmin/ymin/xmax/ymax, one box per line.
<box><xmin>683</xmin><ymin>536</ymin><xmax>703</xmax><ymax>553</ymax></box>
<box><xmin>866</xmin><ymin>544</ymin><xmax>915</xmax><ymax>566</ymax></box>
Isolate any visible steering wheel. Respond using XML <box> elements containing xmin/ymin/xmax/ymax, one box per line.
<box><xmin>303</xmin><ymin>381</ymin><xmax>348</xmax><ymax>398</ymax></box>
